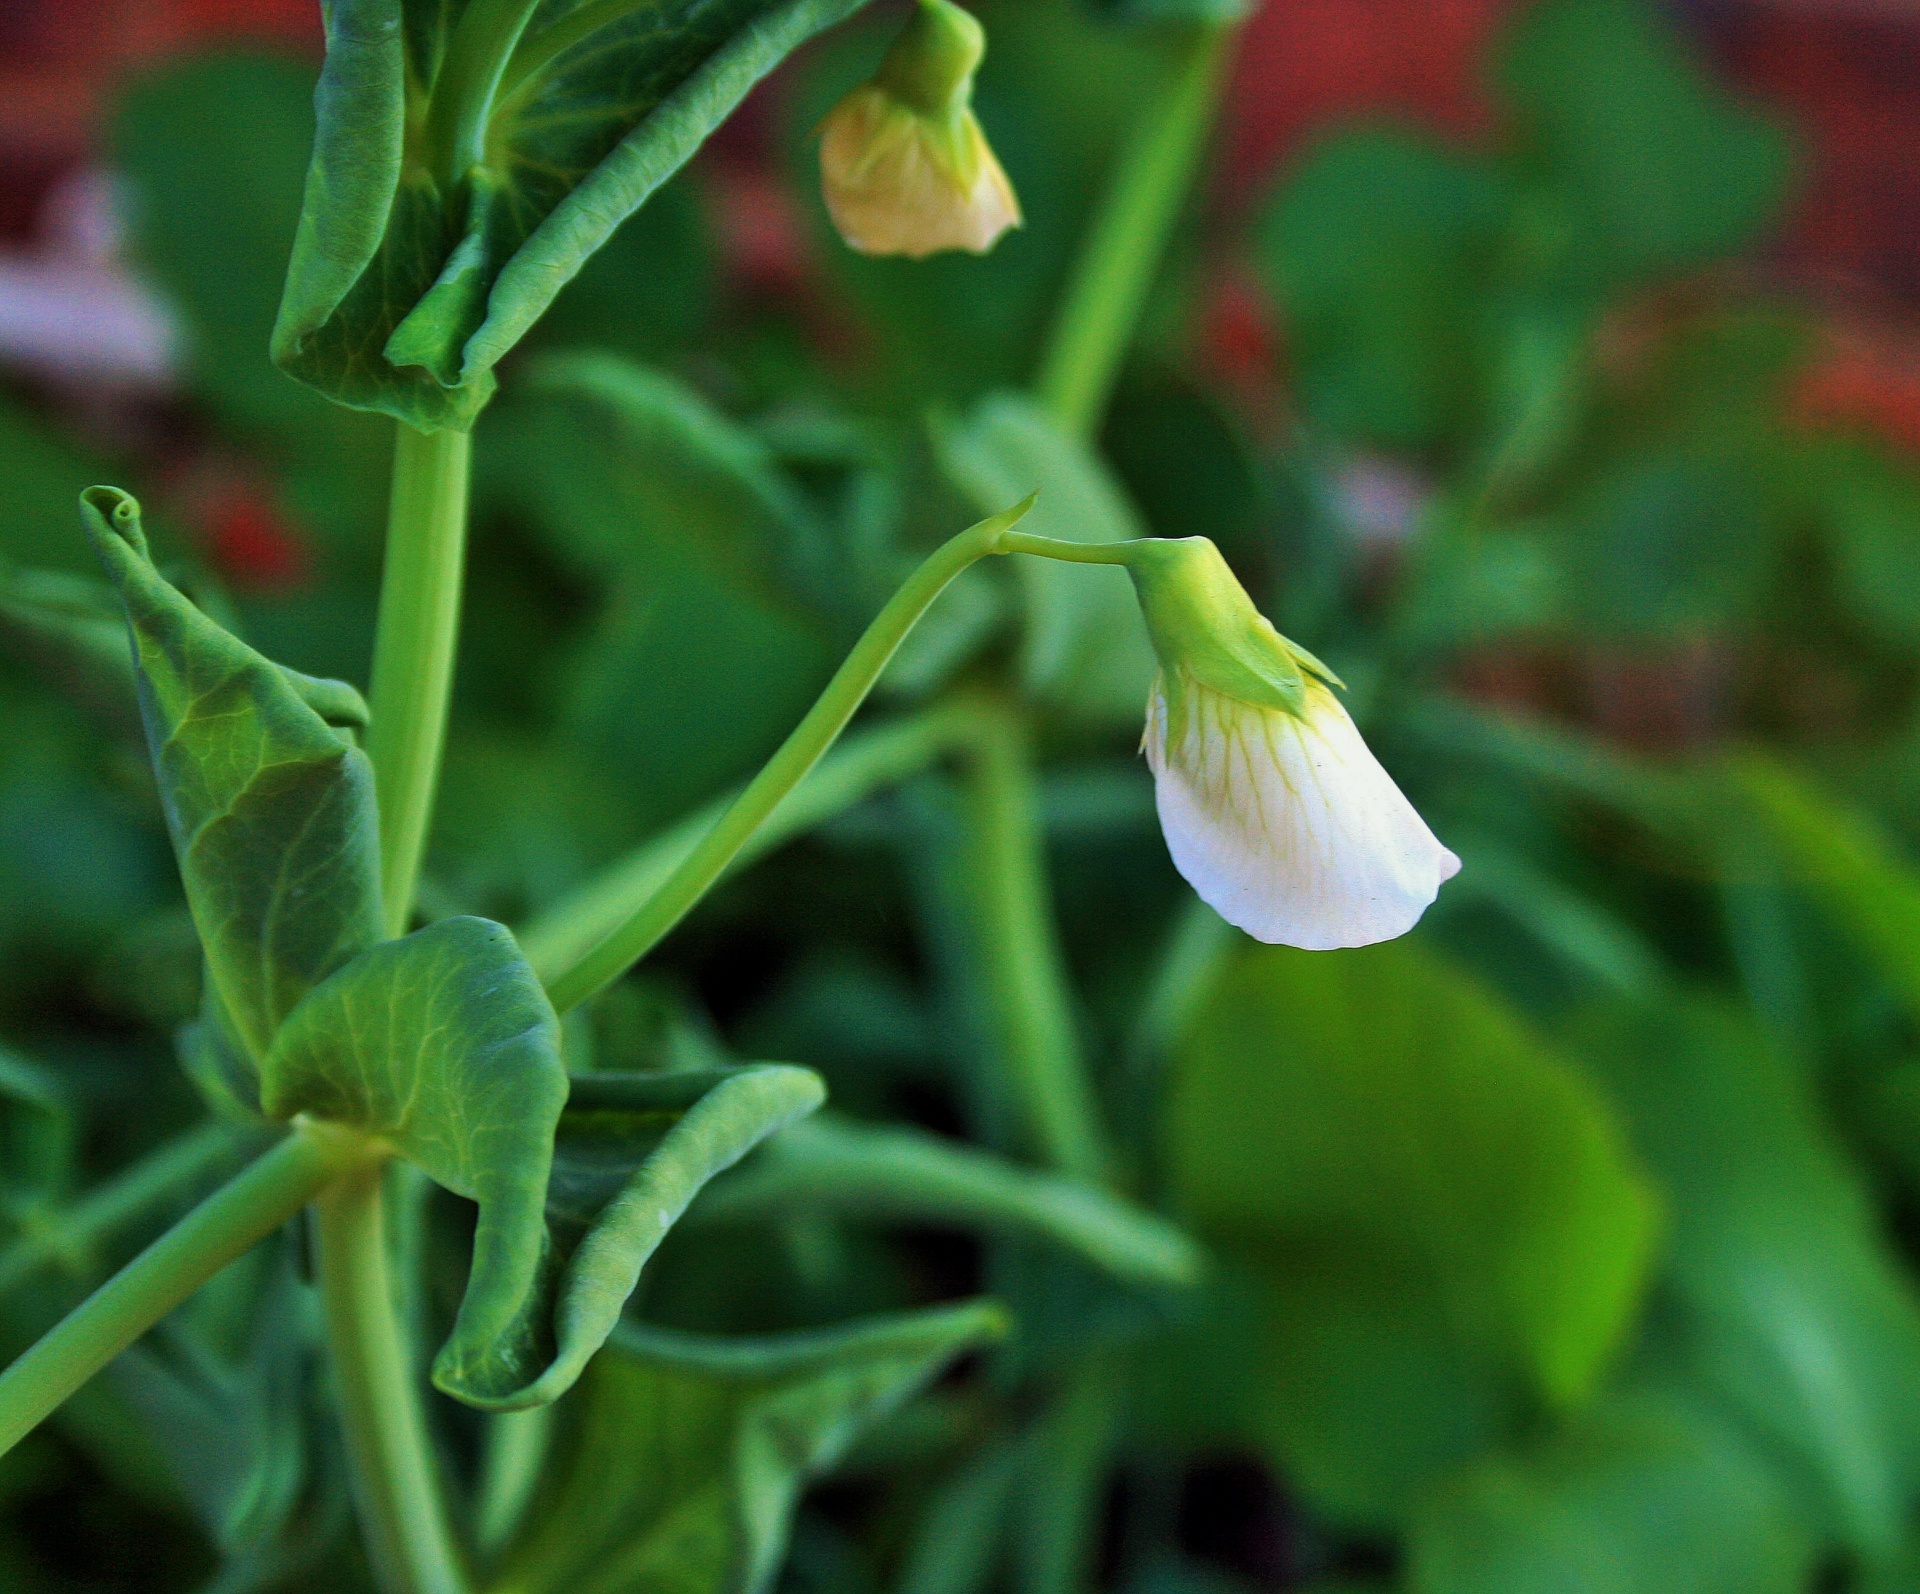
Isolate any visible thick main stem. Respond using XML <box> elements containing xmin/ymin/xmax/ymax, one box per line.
<box><xmin>0</xmin><ymin>1125</ymin><xmax>364</xmax><ymax>1460</ymax></box>
<box><xmin>315</xmin><ymin>1163</ymin><xmax>468</xmax><ymax>1594</ymax></box>
<box><xmin>959</xmin><ymin>700</ymin><xmax>1110</xmax><ymax>1185</ymax></box>
<box><xmin>1035</xmin><ymin>22</ymin><xmax>1237</xmax><ymax>440</ymax></box>
<box><xmin>368</xmin><ymin>423</ymin><xmax>472</xmax><ymax>938</ymax></box>
<box><xmin>544</xmin><ymin>497</ymin><xmax>1035</xmax><ymax>1014</ymax></box>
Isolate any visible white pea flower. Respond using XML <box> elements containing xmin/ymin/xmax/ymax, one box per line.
<box><xmin>1126</xmin><ymin>538</ymin><xmax>1459</xmax><ymax>949</ymax></box>
<box><xmin>818</xmin><ymin>0</ymin><xmax>1021</xmax><ymax>259</ymax></box>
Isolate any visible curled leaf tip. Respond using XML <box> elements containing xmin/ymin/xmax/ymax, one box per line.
<box><xmin>79</xmin><ymin>486</ymin><xmax>147</xmax><ymax>555</ymax></box>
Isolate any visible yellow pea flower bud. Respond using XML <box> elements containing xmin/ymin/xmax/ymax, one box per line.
<box><xmin>818</xmin><ymin>0</ymin><xmax>1022</xmax><ymax>259</ymax></box>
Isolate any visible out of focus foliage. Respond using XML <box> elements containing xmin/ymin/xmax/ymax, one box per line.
<box><xmin>7</xmin><ymin>0</ymin><xmax>1920</xmax><ymax>1590</ymax></box>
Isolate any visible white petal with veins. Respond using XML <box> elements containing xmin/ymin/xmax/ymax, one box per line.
<box><xmin>1145</xmin><ymin>674</ymin><xmax>1459</xmax><ymax>949</ymax></box>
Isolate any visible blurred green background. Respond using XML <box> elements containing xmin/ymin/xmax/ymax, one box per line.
<box><xmin>9</xmin><ymin>0</ymin><xmax>1920</xmax><ymax>1590</ymax></box>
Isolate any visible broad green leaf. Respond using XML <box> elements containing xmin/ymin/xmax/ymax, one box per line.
<box><xmin>1553</xmin><ymin>455</ymin><xmax>1775</xmax><ymax>641</ymax></box>
<box><xmin>0</xmin><ymin>394</ymin><xmax>131</xmax><ymax>576</ymax></box>
<box><xmin>1258</xmin><ymin>128</ymin><xmax>1510</xmax><ymax>450</ymax></box>
<box><xmin>263</xmin><ymin>915</ymin><xmax>568</xmax><ymax>1396</ymax></box>
<box><xmin>489</xmin><ymin>353</ymin><xmax>841</xmax><ymax>832</ymax></box>
<box><xmin>479</xmin><ymin>1063</ymin><xmax>827</xmax><ymax>1408</ymax></box>
<box><xmin>936</xmin><ymin>391</ymin><xmax>1155</xmax><ymax>724</ymax></box>
<box><xmin>1734</xmin><ymin>755</ymin><xmax>1920</xmax><ymax>1022</ymax></box>
<box><xmin>82</xmin><ymin>487</ymin><xmax>383</xmax><ymax>1072</ymax></box>
<box><xmin>273</xmin><ymin>0</ymin><xmax>876</xmax><ymax>430</ymax></box>
<box><xmin>0</xmin><ymin>568</ymin><xmax>141</xmax><ymax>738</ymax></box>
<box><xmin>1169</xmin><ymin>940</ymin><xmax>1660</xmax><ymax>1526</ymax></box>
<box><xmin>1816</xmin><ymin>439</ymin><xmax>1920</xmax><ymax>652</ymax></box>
<box><xmin>1572</xmin><ymin>997</ymin><xmax>1920</xmax><ymax>1557</ymax></box>
<box><xmin>495</xmin><ymin>1301</ymin><xmax>1007</xmax><ymax>1594</ymax></box>
<box><xmin>1495</xmin><ymin>0</ymin><xmax>1793</xmax><ymax>288</ymax></box>
<box><xmin>516</xmin><ymin>354</ymin><xmax>834</xmax><ymax>612</ymax></box>
<box><xmin>112</xmin><ymin>50</ymin><xmax>395</xmax><ymax>563</ymax></box>
<box><xmin>265</xmin><ymin>923</ymin><xmax>825</xmax><ymax>1409</ymax></box>
<box><xmin>109</xmin><ymin>1249</ymin><xmax>339</xmax><ymax>1592</ymax></box>
<box><xmin>689</xmin><ymin>1114</ymin><xmax>1202</xmax><ymax>1290</ymax></box>
<box><xmin>1408</xmin><ymin>1389</ymin><xmax>1815</xmax><ymax>1594</ymax></box>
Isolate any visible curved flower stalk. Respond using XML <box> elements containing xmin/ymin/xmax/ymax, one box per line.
<box><xmin>819</xmin><ymin>0</ymin><xmax>1021</xmax><ymax>257</ymax></box>
<box><xmin>1129</xmin><ymin>537</ymin><xmax>1459</xmax><ymax>948</ymax></box>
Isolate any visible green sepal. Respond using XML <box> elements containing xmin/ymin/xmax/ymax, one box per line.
<box><xmin>81</xmin><ymin>486</ymin><xmax>384</xmax><ymax>1070</ymax></box>
<box><xmin>874</xmin><ymin>0</ymin><xmax>984</xmax><ymax>119</ymax></box>
<box><xmin>493</xmin><ymin>1301</ymin><xmax>1009</xmax><ymax>1594</ymax></box>
<box><xmin>273</xmin><ymin>0</ymin><xmax>878</xmax><ymax>431</ymax></box>
<box><xmin>1120</xmin><ymin>535</ymin><xmax>1340</xmax><ymax>749</ymax></box>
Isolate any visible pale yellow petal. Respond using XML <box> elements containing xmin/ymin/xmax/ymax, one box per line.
<box><xmin>819</xmin><ymin>91</ymin><xmax>1020</xmax><ymax>259</ymax></box>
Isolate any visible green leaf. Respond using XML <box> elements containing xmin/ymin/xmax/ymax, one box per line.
<box><xmin>1572</xmin><ymin>997</ymin><xmax>1920</xmax><ymax>1557</ymax></box>
<box><xmin>1257</xmin><ymin>127</ymin><xmax>1510</xmax><ymax>450</ymax></box>
<box><xmin>264</xmin><ymin>920</ymin><xmax>825</xmax><ymax>1408</ymax></box>
<box><xmin>108</xmin><ymin>1248</ymin><xmax>340</xmax><ymax>1591</ymax></box>
<box><xmin>273</xmin><ymin>0</ymin><xmax>876</xmax><ymax>430</ymax></box>
<box><xmin>82</xmin><ymin>487</ymin><xmax>383</xmax><ymax>1074</ymax></box>
<box><xmin>479</xmin><ymin>1062</ymin><xmax>828</xmax><ymax>1408</ymax></box>
<box><xmin>1408</xmin><ymin>1389</ymin><xmax>1815</xmax><ymax>1594</ymax></box>
<box><xmin>1552</xmin><ymin>455</ymin><xmax>1776</xmax><ymax>641</ymax></box>
<box><xmin>1495</xmin><ymin>0</ymin><xmax>1793</xmax><ymax>288</ymax></box>
<box><xmin>494</xmin><ymin>1301</ymin><xmax>1008</xmax><ymax>1594</ymax></box>
<box><xmin>1082</xmin><ymin>0</ymin><xmax>1248</xmax><ymax>21</ymax></box>
<box><xmin>489</xmin><ymin>356</ymin><xmax>843</xmax><ymax>831</ymax></box>
<box><xmin>1169</xmin><ymin>940</ymin><xmax>1660</xmax><ymax>1526</ymax></box>
<box><xmin>0</xmin><ymin>393</ymin><xmax>132</xmax><ymax>576</ymax></box>
<box><xmin>262</xmin><ymin>915</ymin><xmax>568</xmax><ymax>1392</ymax></box>
<box><xmin>936</xmin><ymin>391</ymin><xmax>1155</xmax><ymax>724</ymax></box>
<box><xmin>1734</xmin><ymin>755</ymin><xmax>1920</xmax><ymax>1023</ymax></box>
<box><xmin>1815</xmin><ymin>439</ymin><xmax>1920</xmax><ymax>652</ymax></box>
<box><xmin>689</xmin><ymin>1114</ymin><xmax>1203</xmax><ymax>1290</ymax></box>
<box><xmin>0</xmin><ymin>568</ymin><xmax>141</xmax><ymax>738</ymax></box>
<box><xmin>114</xmin><ymin>52</ymin><xmax>336</xmax><ymax>443</ymax></box>
<box><xmin>112</xmin><ymin>49</ymin><xmax>396</xmax><ymax>558</ymax></box>
<box><xmin>516</xmin><ymin>354</ymin><xmax>831</xmax><ymax>608</ymax></box>
<box><xmin>0</xmin><ymin>1047</ymin><xmax>71</xmax><ymax>1204</ymax></box>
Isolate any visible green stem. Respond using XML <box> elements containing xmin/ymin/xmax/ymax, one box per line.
<box><xmin>368</xmin><ymin>422</ymin><xmax>473</xmax><ymax>938</ymax></box>
<box><xmin>1015</xmin><ymin>1357</ymin><xmax>1124</xmax><ymax>1594</ymax></box>
<box><xmin>544</xmin><ymin>496</ymin><xmax>1036</xmax><ymax>1014</ymax></box>
<box><xmin>0</xmin><ymin>1124</ymin><xmax>365</xmax><ymax>1460</ymax></box>
<box><xmin>998</xmin><ymin>530</ymin><xmax>1145</xmax><ymax>567</ymax></box>
<box><xmin>0</xmin><ymin>1122</ymin><xmax>249</xmax><ymax>1299</ymax></box>
<box><xmin>474</xmin><ymin>1406</ymin><xmax>555</xmax><ymax>1559</ymax></box>
<box><xmin>957</xmin><ymin>699</ymin><xmax>1110</xmax><ymax>1185</ymax></box>
<box><xmin>315</xmin><ymin>1162</ymin><xmax>468</xmax><ymax>1594</ymax></box>
<box><xmin>521</xmin><ymin>703</ymin><xmax>986</xmax><ymax>986</ymax></box>
<box><xmin>1034</xmin><ymin>21</ymin><xmax>1237</xmax><ymax>440</ymax></box>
